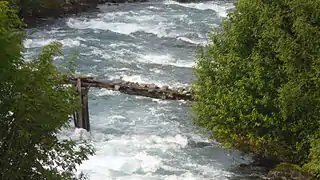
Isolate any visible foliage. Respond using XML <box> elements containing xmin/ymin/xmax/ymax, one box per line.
<box><xmin>4</xmin><ymin>0</ymin><xmax>65</xmax><ymax>18</ymax></box>
<box><xmin>193</xmin><ymin>0</ymin><xmax>320</xmax><ymax>166</ymax></box>
<box><xmin>273</xmin><ymin>163</ymin><xmax>307</xmax><ymax>173</ymax></box>
<box><xmin>0</xmin><ymin>2</ymin><xmax>94</xmax><ymax>179</ymax></box>
<box><xmin>303</xmin><ymin>136</ymin><xmax>320</xmax><ymax>178</ymax></box>
<box><xmin>269</xmin><ymin>163</ymin><xmax>313</xmax><ymax>180</ymax></box>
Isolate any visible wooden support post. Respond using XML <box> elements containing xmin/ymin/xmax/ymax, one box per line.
<box><xmin>73</xmin><ymin>78</ymin><xmax>90</xmax><ymax>131</ymax></box>
<box><xmin>73</xmin><ymin>111</ymin><xmax>78</xmax><ymax>128</ymax></box>
<box><xmin>81</xmin><ymin>87</ymin><xmax>90</xmax><ymax>131</ymax></box>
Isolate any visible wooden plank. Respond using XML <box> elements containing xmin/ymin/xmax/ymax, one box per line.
<box><xmin>70</xmin><ymin>77</ymin><xmax>193</xmax><ymax>101</ymax></box>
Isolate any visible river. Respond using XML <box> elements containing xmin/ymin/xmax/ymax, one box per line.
<box><xmin>24</xmin><ymin>0</ymin><xmax>267</xmax><ymax>179</ymax></box>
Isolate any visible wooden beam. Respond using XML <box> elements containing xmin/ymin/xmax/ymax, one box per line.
<box><xmin>70</xmin><ymin>77</ymin><xmax>193</xmax><ymax>101</ymax></box>
<box><xmin>70</xmin><ymin>76</ymin><xmax>193</xmax><ymax>131</ymax></box>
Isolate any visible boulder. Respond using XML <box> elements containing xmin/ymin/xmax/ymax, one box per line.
<box><xmin>114</xmin><ymin>85</ymin><xmax>121</xmax><ymax>91</ymax></box>
<box><xmin>112</xmin><ymin>79</ymin><xmax>123</xmax><ymax>84</ymax></box>
<box><xmin>161</xmin><ymin>85</ymin><xmax>169</xmax><ymax>91</ymax></box>
<box><xmin>148</xmin><ymin>83</ymin><xmax>157</xmax><ymax>89</ymax></box>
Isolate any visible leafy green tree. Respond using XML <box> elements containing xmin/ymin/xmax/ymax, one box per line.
<box><xmin>303</xmin><ymin>137</ymin><xmax>320</xmax><ymax>177</ymax></box>
<box><xmin>0</xmin><ymin>2</ymin><xmax>94</xmax><ymax>179</ymax></box>
<box><xmin>193</xmin><ymin>0</ymin><xmax>320</xmax><ymax>166</ymax></box>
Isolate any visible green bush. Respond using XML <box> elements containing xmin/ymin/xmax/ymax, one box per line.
<box><xmin>0</xmin><ymin>2</ymin><xmax>94</xmax><ymax>179</ymax></box>
<box><xmin>303</xmin><ymin>137</ymin><xmax>320</xmax><ymax>177</ymax></box>
<box><xmin>268</xmin><ymin>163</ymin><xmax>313</xmax><ymax>180</ymax></box>
<box><xmin>193</xmin><ymin>0</ymin><xmax>320</xmax><ymax>165</ymax></box>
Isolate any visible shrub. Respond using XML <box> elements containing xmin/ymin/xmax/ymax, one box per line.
<box><xmin>193</xmin><ymin>0</ymin><xmax>320</xmax><ymax>165</ymax></box>
<box><xmin>0</xmin><ymin>2</ymin><xmax>94</xmax><ymax>179</ymax></box>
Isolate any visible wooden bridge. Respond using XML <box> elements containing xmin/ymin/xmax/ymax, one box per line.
<box><xmin>71</xmin><ymin>77</ymin><xmax>193</xmax><ymax>131</ymax></box>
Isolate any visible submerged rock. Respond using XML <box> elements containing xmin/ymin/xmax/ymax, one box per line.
<box><xmin>114</xmin><ymin>85</ymin><xmax>121</xmax><ymax>91</ymax></box>
<box><xmin>161</xmin><ymin>85</ymin><xmax>169</xmax><ymax>91</ymax></box>
<box><xmin>187</xmin><ymin>140</ymin><xmax>212</xmax><ymax>148</ymax></box>
<box><xmin>148</xmin><ymin>83</ymin><xmax>158</xmax><ymax>89</ymax></box>
<box><xmin>268</xmin><ymin>163</ymin><xmax>314</xmax><ymax>180</ymax></box>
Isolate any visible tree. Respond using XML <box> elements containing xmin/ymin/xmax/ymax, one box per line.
<box><xmin>193</xmin><ymin>0</ymin><xmax>320</xmax><ymax>166</ymax></box>
<box><xmin>0</xmin><ymin>2</ymin><xmax>94</xmax><ymax>179</ymax></box>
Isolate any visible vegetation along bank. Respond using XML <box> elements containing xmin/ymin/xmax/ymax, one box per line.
<box><xmin>193</xmin><ymin>0</ymin><xmax>320</xmax><ymax>179</ymax></box>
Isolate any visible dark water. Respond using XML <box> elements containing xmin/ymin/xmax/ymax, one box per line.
<box><xmin>24</xmin><ymin>0</ymin><xmax>267</xmax><ymax>179</ymax></box>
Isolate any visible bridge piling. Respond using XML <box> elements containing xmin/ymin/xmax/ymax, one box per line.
<box><xmin>73</xmin><ymin>78</ymin><xmax>90</xmax><ymax>131</ymax></box>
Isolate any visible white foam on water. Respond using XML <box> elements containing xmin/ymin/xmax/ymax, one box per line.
<box><xmin>106</xmin><ymin>74</ymin><xmax>188</xmax><ymax>88</ymax></box>
<box><xmin>165</xmin><ymin>172</ymin><xmax>197</xmax><ymax>180</ymax></box>
<box><xmin>67</xmin><ymin>19</ymin><xmax>138</xmax><ymax>34</ymax></box>
<box><xmin>99</xmin><ymin>9</ymin><xmax>167</xmax><ymax>22</ymax></box>
<box><xmin>110</xmin><ymin>48</ymin><xmax>141</xmax><ymax>61</ymax></box>
<box><xmin>120</xmin><ymin>134</ymin><xmax>188</xmax><ymax>150</ymax></box>
<box><xmin>66</xmin><ymin>17</ymin><xmax>177</xmax><ymax>38</ymax></box>
<box><xmin>60</xmin><ymin>38</ymin><xmax>81</xmax><ymax>47</ymax></box>
<box><xmin>95</xmin><ymin>89</ymin><xmax>120</xmax><ymax>97</ymax></box>
<box><xmin>83</xmin><ymin>72</ymin><xmax>97</xmax><ymax>77</ymax></box>
<box><xmin>124</xmin><ymin>14</ymin><xmax>162</xmax><ymax>22</ymax></box>
<box><xmin>46</xmin><ymin>28</ymin><xmax>67</xmax><ymax>35</ymax></box>
<box><xmin>97</xmin><ymin>10</ymin><xmax>133</xmax><ymax>17</ymax></box>
<box><xmin>149</xmin><ymin>68</ymin><xmax>162</xmax><ymax>74</ymax></box>
<box><xmin>80</xmin><ymin>47</ymin><xmax>112</xmax><ymax>60</ymax></box>
<box><xmin>147</xmin><ymin>6</ymin><xmax>161</xmax><ymax>10</ymax></box>
<box><xmin>66</xmin><ymin>7</ymin><xmax>218</xmax><ymax>42</ymax></box>
<box><xmin>137</xmin><ymin>53</ymin><xmax>195</xmax><ymax>68</ymax></box>
<box><xmin>93</xmin><ymin>59</ymin><xmax>102</xmax><ymax>62</ymax></box>
<box><xmin>105</xmin><ymin>74</ymin><xmax>161</xmax><ymax>86</ymax></box>
<box><xmin>72</xmin><ymin>128</ymin><xmax>92</xmax><ymax>141</ymax></box>
<box><xmin>23</xmin><ymin>38</ymin><xmax>55</xmax><ymax>48</ymax></box>
<box><xmin>105</xmin><ymin>67</ymin><xmax>131</xmax><ymax>72</ymax></box>
<box><xmin>108</xmin><ymin>42</ymin><xmax>144</xmax><ymax>51</ymax></box>
<box><xmin>23</xmin><ymin>38</ymin><xmax>81</xmax><ymax>48</ymax></box>
<box><xmin>164</xmin><ymin>0</ymin><xmax>234</xmax><ymax>18</ymax></box>
<box><xmin>134</xmin><ymin>152</ymin><xmax>162</xmax><ymax>172</ymax></box>
<box><xmin>52</xmin><ymin>56</ymin><xmax>64</xmax><ymax>61</ymax></box>
<box><xmin>184</xmin><ymin>163</ymin><xmax>233</xmax><ymax>179</ymax></box>
<box><xmin>152</xmin><ymin>99</ymin><xmax>171</xmax><ymax>105</ymax></box>
<box><xmin>84</xmin><ymin>47</ymin><xmax>104</xmax><ymax>56</ymax></box>
<box><xmin>92</xmin><ymin>134</ymin><xmax>188</xmax><ymax>153</ymax></box>
<box><xmin>77</xmin><ymin>134</ymin><xmax>191</xmax><ymax>179</ymax></box>
<box><xmin>177</xmin><ymin>36</ymin><xmax>206</xmax><ymax>45</ymax></box>
<box><xmin>75</xmin><ymin>36</ymin><xmax>87</xmax><ymax>42</ymax></box>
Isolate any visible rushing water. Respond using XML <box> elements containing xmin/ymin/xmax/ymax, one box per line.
<box><xmin>24</xmin><ymin>0</ymin><xmax>267</xmax><ymax>179</ymax></box>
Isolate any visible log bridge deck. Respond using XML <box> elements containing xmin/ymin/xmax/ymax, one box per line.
<box><xmin>71</xmin><ymin>77</ymin><xmax>193</xmax><ymax>131</ymax></box>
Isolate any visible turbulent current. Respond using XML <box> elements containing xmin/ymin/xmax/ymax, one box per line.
<box><xmin>24</xmin><ymin>0</ymin><xmax>266</xmax><ymax>179</ymax></box>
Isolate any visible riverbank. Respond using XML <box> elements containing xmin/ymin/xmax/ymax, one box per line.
<box><xmin>15</xmin><ymin>0</ymin><xmax>148</xmax><ymax>25</ymax></box>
